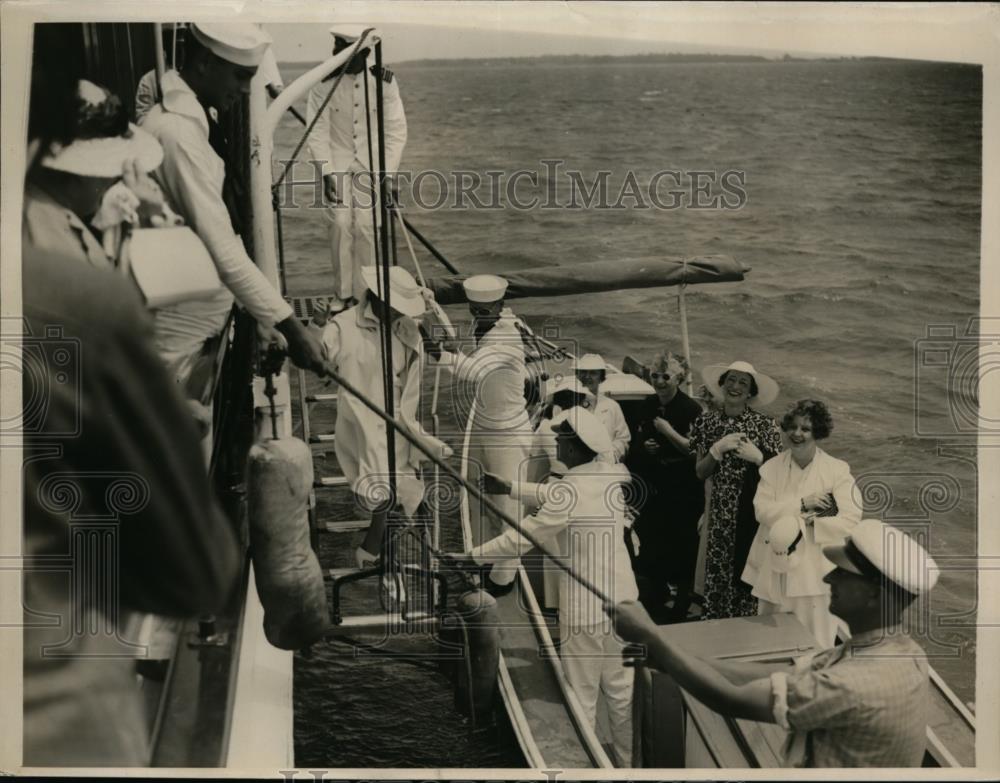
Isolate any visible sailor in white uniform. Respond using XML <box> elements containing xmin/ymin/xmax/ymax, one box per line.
<box><xmin>471</xmin><ymin>408</ymin><xmax>640</xmax><ymax>766</ymax></box>
<box><xmin>424</xmin><ymin>275</ymin><xmax>538</xmax><ymax>588</ymax></box>
<box><xmin>305</xmin><ymin>25</ymin><xmax>407</xmax><ymax>310</ymax></box>
<box><xmin>574</xmin><ymin>353</ymin><xmax>631</xmax><ymax>461</ymax></box>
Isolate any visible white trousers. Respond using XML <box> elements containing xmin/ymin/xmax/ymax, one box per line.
<box><xmin>560</xmin><ymin>628</ymin><xmax>634</xmax><ymax>767</ymax></box>
<box><xmin>467</xmin><ymin>431</ymin><xmax>531</xmax><ymax>584</ymax></box>
<box><xmin>328</xmin><ymin>167</ymin><xmax>376</xmax><ymax>301</ymax></box>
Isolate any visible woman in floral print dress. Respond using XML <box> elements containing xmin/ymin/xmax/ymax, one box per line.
<box><xmin>689</xmin><ymin>361</ymin><xmax>783</xmax><ymax>619</ymax></box>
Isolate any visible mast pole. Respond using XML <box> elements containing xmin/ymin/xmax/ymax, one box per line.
<box><xmin>153</xmin><ymin>23</ymin><xmax>166</xmax><ymax>98</ymax></box>
<box><xmin>249</xmin><ymin>54</ymin><xmax>292</xmax><ymax>441</ymax></box>
<box><xmin>678</xmin><ymin>284</ymin><xmax>693</xmax><ymax>396</ymax></box>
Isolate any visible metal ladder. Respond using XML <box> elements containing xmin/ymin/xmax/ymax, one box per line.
<box><xmin>286</xmin><ymin>294</ymin><xmax>446</xmax><ymax>634</ymax></box>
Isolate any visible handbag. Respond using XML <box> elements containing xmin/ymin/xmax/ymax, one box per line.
<box><xmin>121</xmin><ymin>226</ymin><xmax>223</xmax><ymax>309</ymax></box>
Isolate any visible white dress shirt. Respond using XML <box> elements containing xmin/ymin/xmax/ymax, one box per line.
<box><xmin>585</xmin><ymin>393</ymin><xmax>631</xmax><ymax>461</ymax></box>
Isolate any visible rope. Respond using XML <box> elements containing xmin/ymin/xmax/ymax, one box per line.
<box><xmin>392</xmin><ymin>206</ymin><xmax>426</xmax><ymax>286</ymax></box>
<box><xmin>397</xmin><ymin>216</ymin><xmax>460</xmax><ymax>275</ymax></box>
<box><xmin>364</xmin><ymin>43</ymin><xmax>397</xmax><ymax>491</ymax></box>
<box><xmin>273</xmin><ymin>30</ymin><xmax>373</xmax><ymax>191</ymax></box>
<box><xmin>314</xmin><ymin>361</ymin><xmax>613</xmax><ymax>607</ymax></box>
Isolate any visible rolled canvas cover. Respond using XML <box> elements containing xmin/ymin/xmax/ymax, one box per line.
<box><xmin>427</xmin><ymin>255</ymin><xmax>747</xmax><ymax>305</ymax></box>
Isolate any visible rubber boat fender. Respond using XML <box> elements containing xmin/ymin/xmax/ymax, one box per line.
<box><xmin>246</xmin><ymin>437</ymin><xmax>328</xmax><ymax>650</ymax></box>
<box><xmin>439</xmin><ymin>589</ymin><xmax>500</xmax><ymax>722</ymax></box>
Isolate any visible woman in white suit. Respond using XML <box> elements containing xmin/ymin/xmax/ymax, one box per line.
<box><xmin>743</xmin><ymin>399</ymin><xmax>862</xmax><ymax>647</ymax></box>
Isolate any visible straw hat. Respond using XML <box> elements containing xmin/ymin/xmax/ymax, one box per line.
<box><xmin>40</xmin><ymin>80</ymin><xmax>162</xmax><ymax>178</ymax></box>
<box><xmin>360</xmin><ymin>265</ymin><xmax>425</xmax><ymax>317</ymax></box>
<box><xmin>701</xmin><ymin>360</ymin><xmax>779</xmax><ymax>406</ymax></box>
<box><xmin>823</xmin><ymin>519</ymin><xmax>939</xmax><ymax>597</ymax></box>
<box><xmin>573</xmin><ymin>353</ymin><xmax>607</xmax><ymax>373</ymax></box>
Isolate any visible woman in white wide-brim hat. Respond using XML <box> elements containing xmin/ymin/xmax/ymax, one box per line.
<box><xmin>743</xmin><ymin>399</ymin><xmax>861</xmax><ymax>646</ymax></box>
<box><xmin>688</xmin><ymin>360</ymin><xmax>783</xmax><ymax>619</ymax></box>
<box><xmin>24</xmin><ymin>79</ymin><xmax>167</xmax><ymax>270</ymax></box>
<box><xmin>317</xmin><ymin>265</ymin><xmax>452</xmax><ymax>603</ymax></box>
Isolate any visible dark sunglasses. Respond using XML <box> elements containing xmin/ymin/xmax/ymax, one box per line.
<box><xmin>650</xmin><ymin>372</ymin><xmax>673</xmax><ymax>380</ymax></box>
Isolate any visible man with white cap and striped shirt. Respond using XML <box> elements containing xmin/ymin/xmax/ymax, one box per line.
<box><xmin>141</xmin><ymin>23</ymin><xmax>328</xmax><ymax>390</ymax></box>
<box><xmin>607</xmin><ymin>518</ymin><xmax>940</xmax><ymax>767</ymax></box>
<box><xmin>424</xmin><ymin>274</ymin><xmax>538</xmax><ymax>574</ymax></box>
<box><xmin>306</xmin><ymin>25</ymin><xmax>407</xmax><ymax>311</ymax></box>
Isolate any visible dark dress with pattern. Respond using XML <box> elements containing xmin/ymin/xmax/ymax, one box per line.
<box><xmin>688</xmin><ymin>407</ymin><xmax>783</xmax><ymax>619</ymax></box>
<box><xmin>625</xmin><ymin>391</ymin><xmax>705</xmax><ymax>610</ymax></box>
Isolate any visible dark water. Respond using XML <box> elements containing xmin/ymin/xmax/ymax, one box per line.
<box><xmin>278</xmin><ymin>58</ymin><xmax>982</xmax><ymax>765</ymax></box>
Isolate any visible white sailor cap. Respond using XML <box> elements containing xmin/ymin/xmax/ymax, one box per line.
<box><xmin>463</xmin><ymin>274</ymin><xmax>508</xmax><ymax>303</ymax></box>
<box><xmin>573</xmin><ymin>353</ymin><xmax>607</xmax><ymax>373</ymax></box>
<box><xmin>550</xmin><ymin>407</ymin><xmax>613</xmax><ymax>456</ymax></box>
<box><xmin>328</xmin><ymin>24</ymin><xmax>376</xmax><ymax>43</ymax></box>
<box><xmin>544</xmin><ymin>375</ymin><xmax>588</xmax><ymax>400</ymax></box>
<box><xmin>190</xmin><ymin>23</ymin><xmax>273</xmax><ymax>68</ymax></box>
<box><xmin>822</xmin><ymin>519</ymin><xmax>939</xmax><ymax>597</ymax></box>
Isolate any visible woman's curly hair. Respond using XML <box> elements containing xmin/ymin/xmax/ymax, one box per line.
<box><xmin>73</xmin><ymin>83</ymin><xmax>129</xmax><ymax>141</ymax></box>
<box><xmin>781</xmin><ymin>398</ymin><xmax>833</xmax><ymax>440</ymax></box>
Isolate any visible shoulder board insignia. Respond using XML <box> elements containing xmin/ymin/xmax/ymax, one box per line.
<box><xmin>370</xmin><ymin>65</ymin><xmax>394</xmax><ymax>83</ymax></box>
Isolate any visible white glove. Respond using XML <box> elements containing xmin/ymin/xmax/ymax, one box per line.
<box><xmin>734</xmin><ymin>438</ymin><xmax>764</xmax><ymax>465</ymax></box>
<box><xmin>91</xmin><ymin>182</ymin><xmax>140</xmax><ymax>230</ymax></box>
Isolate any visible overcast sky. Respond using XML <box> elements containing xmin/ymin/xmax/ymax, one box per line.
<box><xmin>259</xmin><ymin>4</ymin><xmax>989</xmax><ymax>66</ymax></box>
<box><xmin>266</xmin><ymin>22</ymin><xmax>797</xmax><ymax>64</ymax></box>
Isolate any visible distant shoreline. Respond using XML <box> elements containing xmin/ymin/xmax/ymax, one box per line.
<box><xmin>280</xmin><ymin>53</ymin><xmax>910</xmax><ymax>68</ymax></box>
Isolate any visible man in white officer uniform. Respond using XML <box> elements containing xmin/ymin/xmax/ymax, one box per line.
<box><xmin>424</xmin><ymin>275</ymin><xmax>538</xmax><ymax>586</ymax></box>
<box><xmin>574</xmin><ymin>353</ymin><xmax>631</xmax><ymax>461</ymax></box>
<box><xmin>471</xmin><ymin>408</ymin><xmax>640</xmax><ymax>767</ymax></box>
<box><xmin>306</xmin><ymin>25</ymin><xmax>407</xmax><ymax>310</ymax></box>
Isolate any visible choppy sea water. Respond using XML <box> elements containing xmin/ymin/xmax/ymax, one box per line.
<box><xmin>276</xmin><ymin>58</ymin><xmax>982</xmax><ymax>766</ymax></box>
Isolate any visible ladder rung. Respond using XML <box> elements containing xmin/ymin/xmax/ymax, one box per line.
<box><xmin>327</xmin><ymin>567</ymin><xmax>365</xmax><ymax>579</ymax></box>
<box><xmin>315</xmin><ymin>476</ymin><xmax>349</xmax><ymax>488</ymax></box>
<box><xmin>306</xmin><ymin>393</ymin><xmax>339</xmax><ymax>403</ymax></box>
<box><xmin>324</xmin><ymin>613</ymin><xmax>438</xmax><ymax>633</ymax></box>
<box><xmin>324</xmin><ymin>520</ymin><xmax>369</xmax><ymax>533</ymax></box>
<box><xmin>309</xmin><ymin>433</ymin><xmax>336</xmax><ymax>444</ymax></box>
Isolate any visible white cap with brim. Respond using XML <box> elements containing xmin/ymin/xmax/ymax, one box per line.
<box><xmin>544</xmin><ymin>375</ymin><xmax>588</xmax><ymax>400</ymax></box>
<box><xmin>41</xmin><ymin>123</ymin><xmax>162</xmax><ymax>178</ymax></box>
<box><xmin>766</xmin><ymin>515</ymin><xmax>805</xmax><ymax>574</ymax></box>
<box><xmin>822</xmin><ymin>519</ymin><xmax>939</xmax><ymax>596</ymax></box>
<box><xmin>40</xmin><ymin>80</ymin><xmax>163</xmax><ymax>178</ymax></box>
<box><xmin>573</xmin><ymin>353</ymin><xmax>607</xmax><ymax>373</ymax></box>
<box><xmin>360</xmin><ymin>265</ymin><xmax>425</xmax><ymax>318</ymax></box>
<box><xmin>190</xmin><ymin>23</ymin><xmax>272</xmax><ymax>68</ymax></box>
<box><xmin>550</xmin><ymin>407</ymin><xmax>613</xmax><ymax>456</ymax></box>
<box><xmin>702</xmin><ymin>360</ymin><xmax>780</xmax><ymax>406</ymax></box>
<box><xmin>463</xmin><ymin>274</ymin><xmax>508</xmax><ymax>303</ymax></box>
